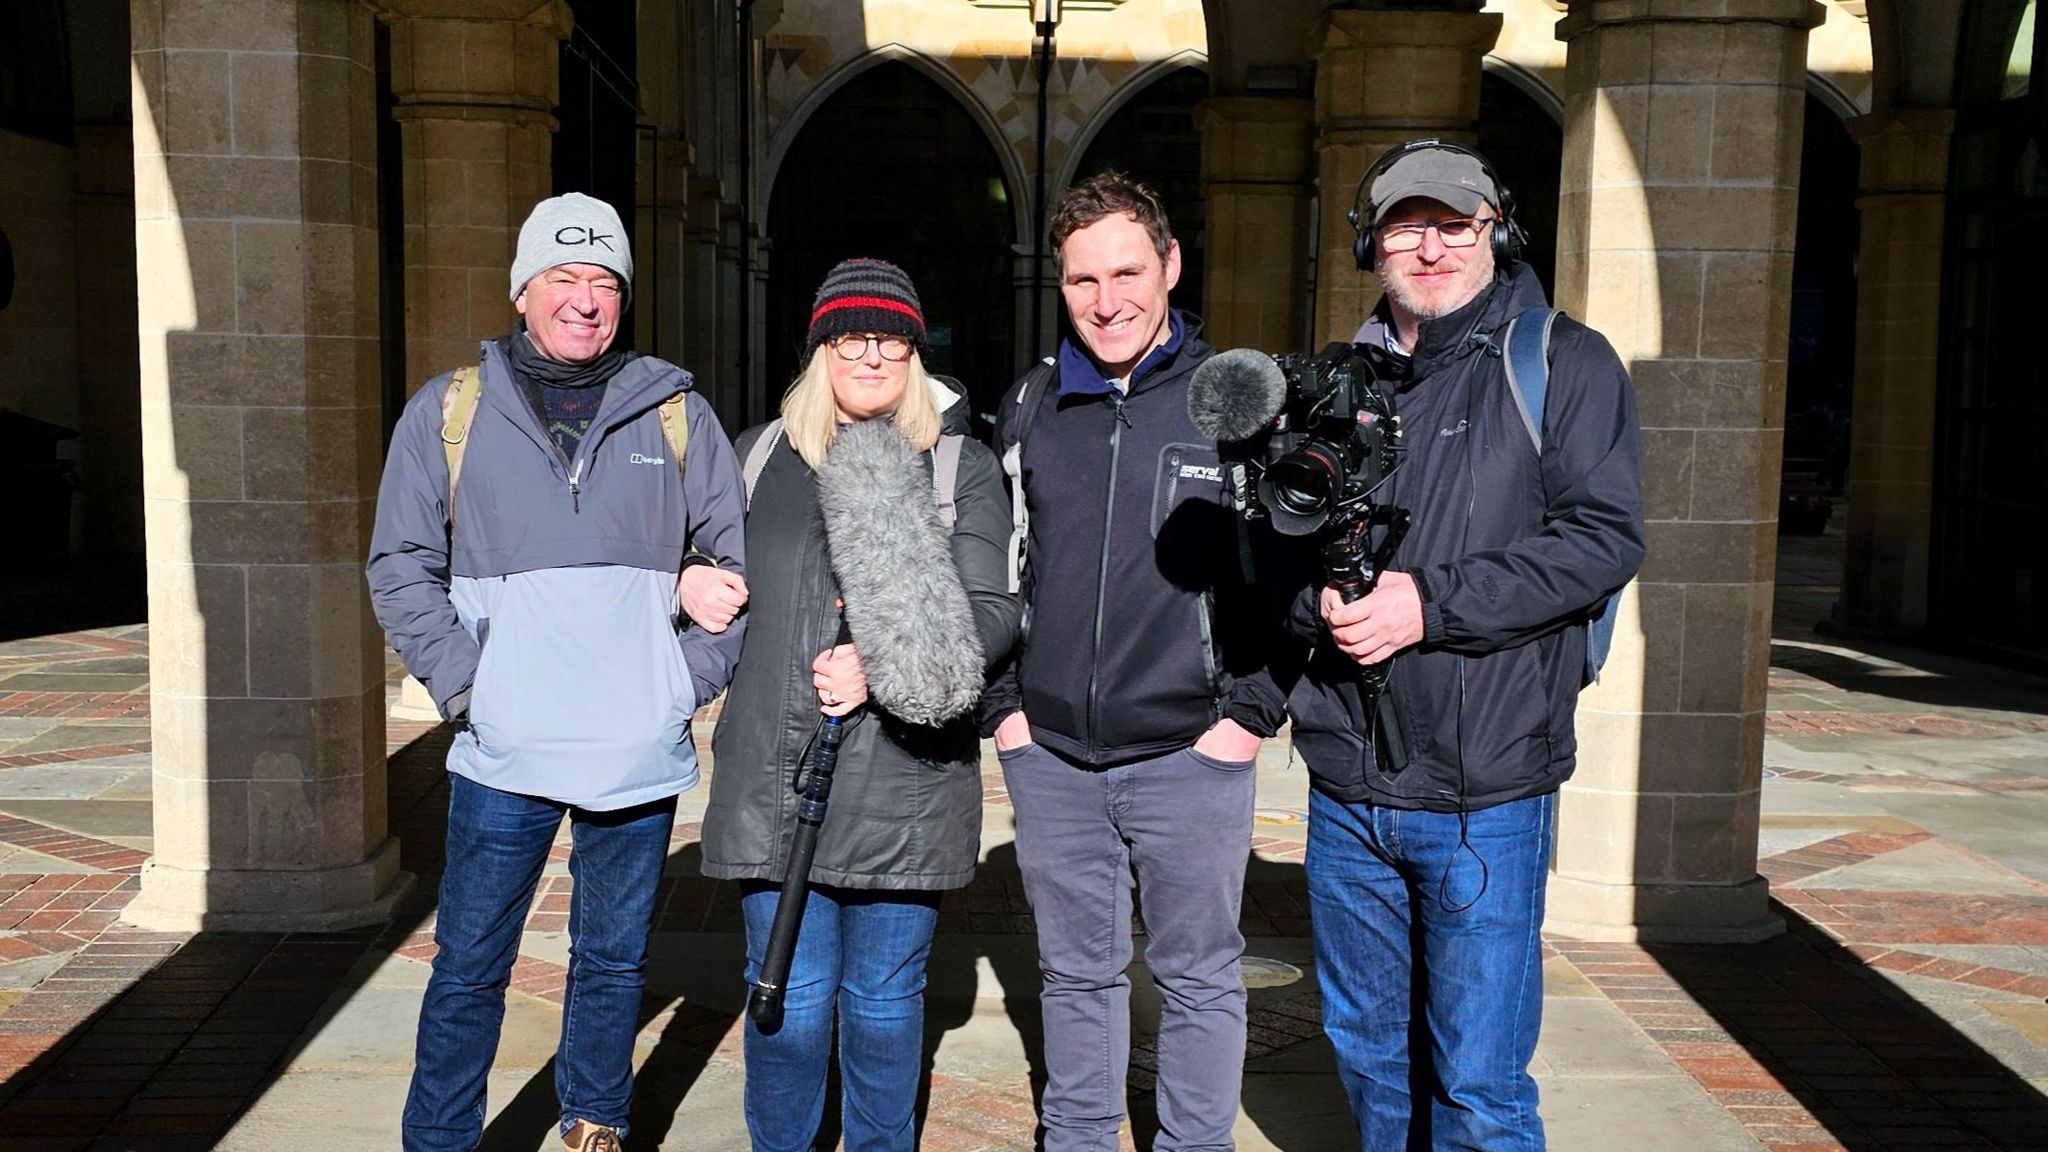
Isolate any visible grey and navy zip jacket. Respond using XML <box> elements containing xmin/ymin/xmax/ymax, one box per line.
<box><xmin>981</xmin><ymin>311</ymin><xmax>1290</xmax><ymax>766</ymax></box>
<box><xmin>366</xmin><ymin>341</ymin><xmax>748</xmax><ymax>811</ymax></box>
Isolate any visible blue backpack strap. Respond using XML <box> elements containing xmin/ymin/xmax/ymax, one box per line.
<box><xmin>1501</xmin><ymin>308</ymin><xmax>1617</xmax><ymax>685</ymax></box>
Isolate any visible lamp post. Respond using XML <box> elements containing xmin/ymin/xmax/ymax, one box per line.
<box><xmin>1029</xmin><ymin>0</ymin><xmax>1063</xmax><ymax>353</ymax></box>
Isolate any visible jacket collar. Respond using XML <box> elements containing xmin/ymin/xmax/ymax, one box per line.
<box><xmin>1357</xmin><ymin>263</ymin><xmax>1550</xmax><ymax>385</ymax></box>
<box><xmin>479</xmin><ymin>339</ymin><xmax>692</xmax><ymax>451</ymax></box>
<box><xmin>1056</xmin><ymin>310</ymin><xmax>1206</xmax><ymax>399</ymax></box>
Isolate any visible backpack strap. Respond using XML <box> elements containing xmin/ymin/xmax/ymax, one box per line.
<box><xmin>656</xmin><ymin>392</ymin><xmax>690</xmax><ymax>474</ymax></box>
<box><xmin>439</xmin><ymin>365</ymin><xmax>484</xmax><ymax>529</ymax></box>
<box><xmin>1500</xmin><ymin>306</ymin><xmax>1617</xmax><ymax>685</ymax></box>
<box><xmin>741</xmin><ymin>417</ymin><xmax>785</xmax><ymax>510</ymax></box>
<box><xmin>1001</xmin><ymin>358</ymin><xmax>1058</xmax><ymax>594</ymax></box>
<box><xmin>932</xmin><ymin>432</ymin><xmax>964</xmax><ymax>528</ymax></box>
<box><xmin>1501</xmin><ymin>307</ymin><xmax>1558</xmax><ymax>453</ymax></box>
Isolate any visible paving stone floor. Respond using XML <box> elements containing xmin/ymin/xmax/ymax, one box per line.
<box><xmin>0</xmin><ymin>527</ymin><xmax>2045</xmax><ymax>1149</ymax></box>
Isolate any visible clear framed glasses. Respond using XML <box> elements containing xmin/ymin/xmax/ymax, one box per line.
<box><xmin>1377</xmin><ymin>215</ymin><xmax>1495</xmax><ymax>254</ymax></box>
<box><xmin>827</xmin><ymin>333</ymin><xmax>914</xmax><ymax>362</ymax></box>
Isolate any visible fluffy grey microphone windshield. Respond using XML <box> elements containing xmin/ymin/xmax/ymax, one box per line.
<box><xmin>1188</xmin><ymin>347</ymin><xmax>1288</xmax><ymax>443</ymax></box>
<box><xmin>816</xmin><ymin>420</ymin><xmax>985</xmax><ymax>726</ymax></box>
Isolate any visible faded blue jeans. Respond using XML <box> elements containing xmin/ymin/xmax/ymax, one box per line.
<box><xmin>739</xmin><ymin>881</ymin><xmax>943</xmax><ymax>1152</ymax></box>
<box><xmin>1306</xmin><ymin>787</ymin><xmax>1554</xmax><ymax>1152</ymax></box>
<box><xmin>403</xmin><ymin>772</ymin><xmax>676</xmax><ymax>1152</ymax></box>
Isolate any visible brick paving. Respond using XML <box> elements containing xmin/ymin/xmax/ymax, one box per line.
<box><xmin>0</xmin><ymin>625</ymin><xmax>2043</xmax><ymax>1149</ymax></box>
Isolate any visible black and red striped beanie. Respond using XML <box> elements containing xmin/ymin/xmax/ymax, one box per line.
<box><xmin>806</xmin><ymin>258</ymin><xmax>927</xmax><ymax>348</ymax></box>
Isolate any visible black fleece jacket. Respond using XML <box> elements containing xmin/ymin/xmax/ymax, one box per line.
<box><xmin>981</xmin><ymin>312</ymin><xmax>1290</xmax><ymax>766</ymax></box>
<box><xmin>1281</xmin><ymin>265</ymin><xmax>1645</xmax><ymax>811</ymax></box>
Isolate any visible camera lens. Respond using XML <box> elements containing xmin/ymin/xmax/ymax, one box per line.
<box><xmin>1260</xmin><ymin>443</ymin><xmax>1342</xmax><ymax>536</ymax></box>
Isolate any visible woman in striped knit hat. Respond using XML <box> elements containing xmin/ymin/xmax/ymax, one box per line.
<box><xmin>694</xmin><ymin>258</ymin><xmax>1021</xmax><ymax>1150</ymax></box>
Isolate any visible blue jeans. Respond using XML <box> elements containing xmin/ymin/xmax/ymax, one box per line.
<box><xmin>403</xmin><ymin>773</ymin><xmax>676</xmax><ymax>1152</ymax></box>
<box><xmin>1306</xmin><ymin>788</ymin><xmax>1554</xmax><ymax>1152</ymax></box>
<box><xmin>739</xmin><ymin>882</ymin><xmax>942</xmax><ymax>1152</ymax></box>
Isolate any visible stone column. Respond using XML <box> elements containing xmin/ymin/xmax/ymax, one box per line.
<box><xmin>127</xmin><ymin>0</ymin><xmax>407</xmax><ymax>931</ymax></box>
<box><xmin>1197</xmin><ymin>96</ymin><xmax>1314</xmax><ymax>353</ymax></box>
<box><xmin>1837</xmin><ymin>110</ymin><xmax>1953</xmax><ymax>635</ymax></box>
<box><xmin>381</xmin><ymin>0</ymin><xmax>570</xmax><ymax>392</ymax></box>
<box><xmin>1546</xmin><ymin>0</ymin><xmax>1825</xmax><ymax>942</ymax></box>
<box><xmin>1309</xmin><ymin>8</ymin><xmax>1501</xmax><ymax>347</ymax></box>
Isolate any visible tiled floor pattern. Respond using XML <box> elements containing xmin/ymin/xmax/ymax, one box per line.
<box><xmin>0</xmin><ymin>627</ymin><xmax>2046</xmax><ymax>1150</ymax></box>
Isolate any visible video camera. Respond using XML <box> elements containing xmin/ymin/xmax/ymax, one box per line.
<box><xmin>1188</xmin><ymin>341</ymin><xmax>1411</xmax><ymax>607</ymax></box>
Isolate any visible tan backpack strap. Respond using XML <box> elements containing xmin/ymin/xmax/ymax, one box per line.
<box><xmin>741</xmin><ymin>418</ymin><xmax>784</xmax><ymax>510</ymax></box>
<box><xmin>932</xmin><ymin>433</ymin><xmax>964</xmax><ymax>528</ymax></box>
<box><xmin>657</xmin><ymin>392</ymin><xmax>690</xmax><ymax>474</ymax></box>
<box><xmin>439</xmin><ymin>366</ymin><xmax>483</xmax><ymax>528</ymax></box>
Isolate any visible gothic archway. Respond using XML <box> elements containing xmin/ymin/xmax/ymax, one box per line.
<box><xmin>1066</xmin><ymin>65</ymin><xmax>1210</xmax><ymax>319</ymax></box>
<box><xmin>765</xmin><ymin>61</ymin><xmax>1017</xmax><ymax>419</ymax></box>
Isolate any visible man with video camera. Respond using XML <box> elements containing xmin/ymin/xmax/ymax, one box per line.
<box><xmin>1285</xmin><ymin>141</ymin><xmax>1644</xmax><ymax>1149</ymax></box>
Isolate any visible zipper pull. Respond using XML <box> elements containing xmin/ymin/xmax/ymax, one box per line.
<box><xmin>1111</xmin><ymin>395</ymin><xmax>1131</xmax><ymax>428</ymax></box>
<box><xmin>569</xmin><ymin>457</ymin><xmax>584</xmax><ymax>513</ymax></box>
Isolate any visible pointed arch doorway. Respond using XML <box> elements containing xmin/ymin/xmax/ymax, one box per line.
<box><xmin>765</xmin><ymin>62</ymin><xmax>1018</xmax><ymax>422</ymax></box>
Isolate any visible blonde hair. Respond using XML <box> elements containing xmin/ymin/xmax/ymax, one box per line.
<box><xmin>780</xmin><ymin>345</ymin><xmax>943</xmax><ymax>469</ymax></box>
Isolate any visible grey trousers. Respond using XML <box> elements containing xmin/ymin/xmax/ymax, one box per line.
<box><xmin>999</xmin><ymin>739</ymin><xmax>1257</xmax><ymax>1152</ymax></box>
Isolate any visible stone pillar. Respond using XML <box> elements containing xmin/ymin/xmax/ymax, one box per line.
<box><xmin>382</xmin><ymin>0</ymin><xmax>570</xmax><ymax>392</ymax></box>
<box><xmin>127</xmin><ymin>0</ymin><xmax>407</xmax><ymax>931</ymax></box>
<box><xmin>1197</xmin><ymin>97</ymin><xmax>1314</xmax><ymax>353</ymax></box>
<box><xmin>1546</xmin><ymin>0</ymin><xmax>1825</xmax><ymax>943</ymax></box>
<box><xmin>1309</xmin><ymin>9</ymin><xmax>1501</xmax><ymax>347</ymax></box>
<box><xmin>1837</xmin><ymin>110</ymin><xmax>1953</xmax><ymax>635</ymax></box>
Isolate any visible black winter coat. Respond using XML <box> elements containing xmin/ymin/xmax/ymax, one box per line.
<box><xmin>980</xmin><ymin>312</ymin><xmax>1290</xmax><ymax>766</ymax></box>
<box><xmin>700</xmin><ymin>400</ymin><xmax>1021</xmax><ymax>890</ymax></box>
<box><xmin>1282</xmin><ymin>264</ymin><xmax>1645</xmax><ymax>812</ymax></box>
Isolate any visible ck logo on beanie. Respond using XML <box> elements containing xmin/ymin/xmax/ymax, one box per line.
<box><xmin>511</xmin><ymin>192</ymin><xmax>634</xmax><ymax>302</ymax></box>
<box><xmin>553</xmin><ymin>226</ymin><xmax>617</xmax><ymax>252</ymax></box>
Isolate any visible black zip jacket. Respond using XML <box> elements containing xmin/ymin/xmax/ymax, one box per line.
<box><xmin>1281</xmin><ymin>265</ymin><xmax>1644</xmax><ymax>811</ymax></box>
<box><xmin>980</xmin><ymin>312</ymin><xmax>1290</xmax><ymax>766</ymax></box>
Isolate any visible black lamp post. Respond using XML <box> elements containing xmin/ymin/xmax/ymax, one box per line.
<box><xmin>1029</xmin><ymin>0</ymin><xmax>1063</xmax><ymax>353</ymax></box>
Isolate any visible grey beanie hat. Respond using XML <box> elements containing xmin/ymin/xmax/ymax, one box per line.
<box><xmin>509</xmin><ymin>192</ymin><xmax>633</xmax><ymax>302</ymax></box>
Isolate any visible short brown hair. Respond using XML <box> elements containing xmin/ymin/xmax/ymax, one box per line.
<box><xmin>1049</xmin><ymin>170</ymin><xmax>1174</xmax><ymax>272</ymax></box>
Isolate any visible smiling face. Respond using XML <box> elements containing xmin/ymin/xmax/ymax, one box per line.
<box><xmin>1057</xmin><ymin>212</ymin><xmax>1181</xmax><ymax>381</ymax></box>
<box><xmin>825</xmin><ymin>335</ymin><xmax>913</xmax><ymax>422</ymax></box>
<box><xmin>515</xmin><ymin>262</ymin><xmax>622</xmax><ymax>364</ymax></box>
<box><xmin>1372</xmin><ymin>196</ymin><xmax>1497</xmax><ymax>334</ymax></box>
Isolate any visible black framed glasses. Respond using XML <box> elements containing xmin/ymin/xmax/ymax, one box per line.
<box><xmin>1377</xmin><ymin>215</ymin><xmax>1495</xmax><ymax>254</ymax></box>
<box><xmin>827</xmin><ymin>333</ymin><xmax>914</xmax><ymax>362</ymax></box>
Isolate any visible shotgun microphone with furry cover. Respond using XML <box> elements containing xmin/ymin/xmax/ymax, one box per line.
<box><xmin>1188</xmin><ymin>348</ymin><xmax>1290</xmax><ymax>443</ymax></box>
<box><xmin>814</xmin><ymin>420</ymin><xmax>985</xmax><ymax>725</ymax></box>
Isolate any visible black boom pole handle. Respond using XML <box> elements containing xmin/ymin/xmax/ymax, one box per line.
<box><xmin>745</xmin><ymin>712</ymin><xmax>847</xmax><ymax>1030</ymax></box>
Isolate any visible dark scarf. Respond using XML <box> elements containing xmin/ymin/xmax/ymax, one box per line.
<box><xmin>499</xmin><ymin>324</ymin><xmax>633</xmax><ymax>462</ymax></box>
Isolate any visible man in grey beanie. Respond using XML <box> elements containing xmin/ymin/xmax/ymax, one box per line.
<box><xmin>368</xmin><ymin>191</ymin><xmax>751</xmax><ymax>1152</ymax></box>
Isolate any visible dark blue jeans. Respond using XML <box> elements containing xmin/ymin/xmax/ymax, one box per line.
<box><xmin>738</xmin><ymin>882</ymin><xmax>942</xmax><ymax>1152</ymax></box>
<box><xmin>402</xmin><ymin>772</ymin><xmax>676</xmax><ymax>1152</ymax></box>
<box><xmin>1306</xmin><ymin>788</ymin><xmax>1554</xmax><ymax>1152</ymax></box>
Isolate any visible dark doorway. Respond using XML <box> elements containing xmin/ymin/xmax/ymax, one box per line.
<box><xmin>1785</xmin><ymin>95</ymin><xmax>1860</xmax><ymax>498</ymax></box>
<box><xmin>766</xmin><ymin>63</ymin><xmax>1016</xmax><ymax>420</ymax></box>
<box><xmin>1067</xmin><ymin>66</ymin><xmax>1209</xmax><ymax>320</ymax></box>
<box><xmin>554</xmin><ymin>1</ymin><xmax>640</xmax><ymax>349</ymax></box>
<box><xmin>1934</xmin><ymin>0</ymin><xmax>2048</xmax><ymax>668</ymax></box>
<box><xmin>1477</xmin><ymin>71</ymin><xmax>1562</xmax><ymax>299</ymax></box>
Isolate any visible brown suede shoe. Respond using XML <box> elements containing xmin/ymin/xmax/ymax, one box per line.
<box><xmin>561</xmin><ymin>1118</ymin><xmax>623</xmax><ymax>1152</ymax></box>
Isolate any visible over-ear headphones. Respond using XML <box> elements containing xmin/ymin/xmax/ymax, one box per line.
<box><xmin>1346</xmin><ymin>138</ymin><xmax>1524</xmax><ymax>271</ymax></box>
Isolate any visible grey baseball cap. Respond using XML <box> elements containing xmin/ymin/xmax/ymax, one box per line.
<box><xmin>509</xmin><ymin>192</ymin><xmax>634</xmax><ymax>302</ymax></box>
<box><xmin>1369</xmin><ymin>147</ymin><xmax>1498</xmax><ymax>226</ymax></box>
